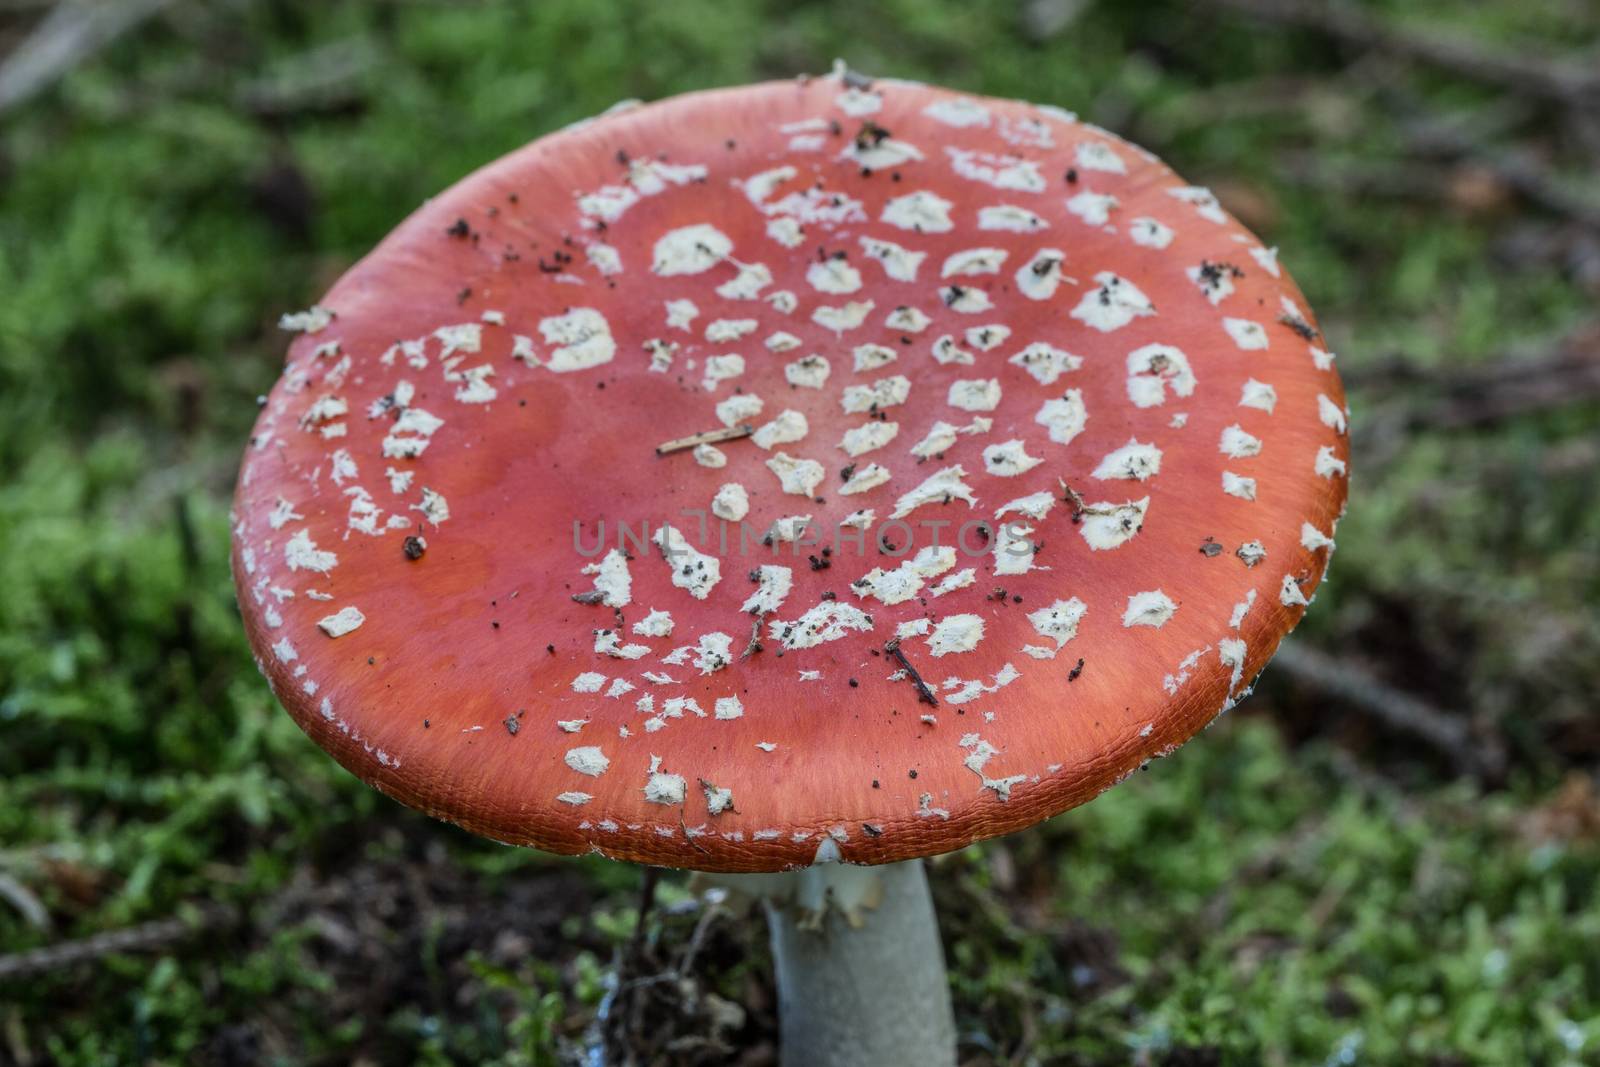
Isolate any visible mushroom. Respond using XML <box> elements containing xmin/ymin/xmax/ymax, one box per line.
<box><xmin>233</xmin><ymin>64</ymin><xmax>1349</xmax><ymax>1067</ymax></box>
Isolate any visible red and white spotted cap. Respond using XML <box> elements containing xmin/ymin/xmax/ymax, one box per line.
<box><xmin>232</xmin><ymin>69</ymin><xmax>1349</xmax><ymax>873</ymax></box>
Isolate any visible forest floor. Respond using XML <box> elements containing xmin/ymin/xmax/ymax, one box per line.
<box><xmin>2</xmin><ymin>1</ymin><xmax>1598</xmax><ymax>1064</ymax></box>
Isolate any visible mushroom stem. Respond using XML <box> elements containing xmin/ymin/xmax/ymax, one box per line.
<box><xmin>717</xmin><ymin>859</ymin><xmax>956</xmax><ymax>1066</ymax></box>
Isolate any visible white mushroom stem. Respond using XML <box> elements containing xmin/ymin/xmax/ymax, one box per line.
<box><xmin>709</xmin><ymin>858</ymin><xmax>956</xmax><ymax>1067</ymax></box>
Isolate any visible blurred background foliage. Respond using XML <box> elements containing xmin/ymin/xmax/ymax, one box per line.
<box><xmin>1</xmin><ymin>1</ymin><xmax>1598</xmax><ymax>1064</ymax></box>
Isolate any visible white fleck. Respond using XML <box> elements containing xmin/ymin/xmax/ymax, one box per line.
<box><xmin>1075</xmin><ymin>140</ymin><xmax>1125</xmax><ymax>173</ymax></box>
<box><xmin>851</xmin><ymin>545</ymin><xmax>957</xmax><ymax>605</ymax></box>
<box><xmin>1221</xmin><ymin>471</ymin><xmax>1258</xmax><ymax>500</ymax></box>
<box><xmin>946</xmin><ymin>146</ymin><xmax>1046</xmax><ymax>192</ymax></box>
<box><xmin>812</xmin><ymin>300</ymin><xmax>876</xmax><ymax>333</ymax></box>
<box><xmin>1231</xmin><ymin>589</ymin><xmax>1258</xmax><ymax>628</ymax></box>
<box><xmin>840</xmin><ymin>420</ymin><xmax>899</xmax><ymax>457</ymax></box>
<box><xmin>924</xmin><ymin>97</ymin><xmax>991</xmax><ymax>127</ymax></box>
<box><xmin>1249</xmin><ymin>245</ymin><xmax>1281</xmax><ymax>276</ymax></box>
<box><xmin>835</xmin><ymin>87</ymin><xmax>882</xmax><ymax>116</ymax></box>
<box><xmin>767</xmin><ymin>290</ymin><xmax>799</xmax><ymax>314</ymax></box>
<box><xmin>742</xmin><ymin>165</ymin><xmax>797</xmax><ymax>206</ymax></box>
<box><xmin>765</xmin><ymin>515</ymin><xmax>813</xmax><ymax>543</ymax></box>
<box><xmin>1010</xmin><ymin>342</ymin><xmax>1081</xmax><ymax>384</ymax></box>
<box><xmin>633</xmin><ymin>609</ymin><xmax>675</xmax><ymax>638</ymax></box>
<box><xmin>983</xmin><ymin>439</ymin><xmax>1043</xmax><ymax>477</ymax></box>
<box><xmin>1236</xmin><ymin>540</ymin><xmax>1267</xmax><ymax>567</ymax></box>
<box><xmin>753</xmin><ymin>408</ymin><xmax>810</xmax><ymax>449</ymax></box>
<box><xmin>858</xmin><ymin>236</ymin><xmax>925</xmax><ymax>282</ymax></box>
<box><xmin>928</xmin><ymin>614</ymin><xmax>985</xmax><ymax>656</ymax></box>
<box><xmin>557</xmin><ymin>792</ymin><xmax>592</xmax><ymax>806</ymax></box>
<box><xmin>948</xmin><ymin>378</ymin><xmax>1001</xmax><ymax>412</ymax></box>
<box><xmin>565</xmin><ymin>746</ymin><xmax>610</xmax><ymax>776</ymax></box>
<box><xmin>665</xmin><ymin>299</ymin><xmax>699</xmax><ymax>331</ymax></box>
<box><xmin>1129</xmin><ymin>217</ymin><xmax>1173</xmax><ymax>249</ymax></box>
<box><xmin>909</xmin><ymin>417</ymin><xmax>989</xmax><ymax>458</ymax></box>
<box><xmin>939</xmin><ymin>285</ymin><xmax>993</xmax><ymax>313</ymax></box>
<box><xmin>652</xmin><ymin>524</ymin><xmax>722</xmax><ymax>599</ymax></box>
<box><xmin>1029</xmin><ymin>598</ymin><xmax>1086</xmax><ymax>649</ymax></box>
<box><xmin>766</xmin><ymin>331</ymin><xmax>802</xmax><ymax>352</ymax></box>
<box><xmin>964</xmin><ymin>324</ymin><xmax>1010</xmax><ymax>351</ymax></box>
<box><xmin>586</xmin><ymin>242</ymin><xmax>622</xmax><ymax>275</ymax></box>
<box><xmin>1281</xmin><ymin>574</ymin><xmax>1310</xmax><ymax>607</ymax></box>
<box><xmin>1066</xmin><ymin>190</ymin><xmax>1119</xmax><ymax>226</ymax></box>
<box><xmin>1016</xmin><ymin>248</ymin><xmax>1068</xmax><ymax>300</ymax></box>
<box><xmin>891</xmin><ymin>465</ymin><xmax>977</xmax><ymax>519</ymax></box>
<box><xmin>693</xmin><ymin>444</ymin><xmax>727</xmax><ymax>468</ymax></box>
<box><xmin>885</xmin><ymin>306</ymin><xmax>932</xmax><ymax>333</ymax></box>
<box><xmin>931</xmin><ymin>334</ymin><xmax>974</xmax><ymax>366</ymax></box>
<box><xmin>1168</xmin><ymin>185</ymin><xmax>1227</xmax><ymax>223</ymax></box>
<box><xmin>769</xmin><ymin>601</ymin><xmax>874</xmax><ymax>650</ymax></box>
<box><xmin>742</xmin><ymin>565</ymin><xmax>794</xmax><ymax>616</ymax></box>
<box><xmin>941</xmin><ymin>247</ymin><xmax>1008</xmax><ymax>277</ymax></box>
<box><xmin>1079</xmin><ymin>497</ymin><xmax>1149</xmax><ymax>551</ymax></box>
<box><xmin>1188</xmin><ymin>262</ymin><xmax>1239</xmax><ymax>305</ymax></box>
<box><xmin>766</xmin><ymin>452</ymin><xmax>826</xmax><ymax>496</ymax></box>
<box><xmin>712</xmin><ymin>483</ymin><xmax>749</xmax><ymax>521</ymax></box>
<box><xmin>930</xmin><ymin>568</ymin><xmax>976</xmax><ymax>597</ymax></box>
<box><xmin>1301</xmin><ymin>522</ymin><xmax>1335</xmax><ymax>552</ymax></box>
<box><xmin>979</xmin><ymin>204</ymin><xmax>1047</xmax><ymax>232</ymax></box>
<box><xmin>807</xmin><ymin>257</ymin><xmax>863</xmax><ymax>294</ymax></box>
<box><xmin>1123</xmin><ymin>590</ymin><xmax>1176</xmax><ymax>628</ymax></box>
<box><xmin>839</xmin><ymin>463</ymin><xmax>891</xmax><ymax>495</ymax></box>
<box><xmin>1125</xmin><ymin>343</ymin><xmax>1196</xmax><ymax>408</ymax></box>
<box><xmin>652</xmin><ymin>223</ymin><xmax>732</xmax><ymax>275</ymax></box>
<box><xmin>644</xmin><ymin>764</ymin><xmax>687</xmax><ymax>805</ymax></box>
<box><xmin>881</xmin><ymin>190</ymin><xmax>954</xmax><ymax>233</ymax></box>
<box><xmin>785</xmin><ymin>354</ymin><xmax>831</xmax><ymax>389</ymax></box>
<box><xmin>1315</xmin><ymin>446</ymin><xmax>1347</xmax><ymax>478</ymax></box>
<box><xmin>1219</xmin><ymin>638</ymin><xmax>1248</xmax><ymax>691</ymax></box>
<box><xmin>317</xmin><ymin>606</ymin><xmax>364</xmax><ymax>638</ymax></box>
<box><xmin>852</xmin><ymin>343</ymin><xmax>898</xmax><ymax>371</ymax></box>
<box><xmin>284</xmin><ymin>529</ymin><xmax>336</xmax><ymax>573</ymax></box>
<box><xmin>1223</xmin><ymin>317</ymin><xmax>1269</xmax><ymax>351</ymax></box>
<box><xmin>1219</xmin><ymin>424</ymin><xmax>1263</xmax><ymax>458</ymax></box>
<box><xmin>701</xmin><ymin>354</ymin><xmax>745</xmax><ymax>391</ymax></box>
<box><xmin>705</xmin><ymin>318</ymin><xmax>758</xmax><ymax>342</ymax></box>
<box><xmin>540</xmin><ymin>308</ymin><xmax>616</xmax><ymax>372</ymax></box>
<box><xmin>569</xmin><ymin>671</ymin><xmax>604</xmax><ymax>697</ymax></box>
<box><xmin>412</xmin><ymin>487</ymin><xmax>449</xmax><ymax>526</ymax></box>
<box><xmin>1318</xmin><ymin>394</ymin><xmax>1348</xmax><ymax>434</ymax></box>
<box><xmin>995</xmin><ymin>491</ymin><xmax>1055</xmax><ymax>521</ymax></box>
<box><xmin>841</xmin><ymin>375</ymin><xmax>911</xmax><ymax>414</ymax></box>
<box><xmin>1072</xmin><ymin>272</ymin><xmax>1155</xmax><ymax>332</ymax></box>
<box><xmin>715</xmin><ymin>393</ymin><xmax>763</xmax><ymax>428</ymax></box>
<box><xmin>1034</xmin><ymin>390</ymin><xmax>1088</xmax><ymax>445</ymax></box>
<box><xmin>1239</xmin><ymin>378</ymin><xmax>1277</xmax><ymax>412</ymax></box>
<box><xmin>279</xmin><ymin>306</ymin><xmax>334</xmax><ymax>333</ymax></box>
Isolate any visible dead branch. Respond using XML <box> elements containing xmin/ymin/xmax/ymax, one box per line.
<box><xmin>1271</xmin><ymin>640</ymin><xmax>1505</xmax><ymax>780</ymax></box>
<box><xmin>1200</xmin><ymin>0</ymin><xmax>1600</xmax><ymax>107</ymax></box>
<box><xmin>0</xmin><ymin>902</ymin><xmax>236</xmax><ymax>981</ymax></box>
<box><xmin>0</xmin><ymin>0</ymin><xmax>174</xmax><ymax>115</ymax></box>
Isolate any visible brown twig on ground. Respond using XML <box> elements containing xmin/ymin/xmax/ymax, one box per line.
<box><xmin>1200</xmin><ymin>0</ymin><xmax>1600</xmax><ymax>107</ymax></box>
<box><xmin>0</xmin><ymin>902</ymin><xmax>237</xmax><ymax>981</ymax></box>
<box><xmin>1345</xmin><ymin>321</ymin><xmax>1600</xmax><ymax>431</ymax></box>
<box><xmin>0</xmin><ymin>0</ymin><xmax>174</xmax><ymax>115</ymax></box>
<box><xmin>1271</xmin><ymin>640</ymin><xmax>1505</xmax><ymax>781</ymax></box>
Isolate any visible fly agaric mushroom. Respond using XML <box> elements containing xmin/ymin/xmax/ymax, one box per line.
<box><xmin>233</xmin><ymin>64</ymin><xmax>1348</xmax><ymax>1067</ymax></box>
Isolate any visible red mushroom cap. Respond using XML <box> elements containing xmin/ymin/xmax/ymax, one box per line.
<box><xmin>233</xmin><ymin>71</ymin><xmax>1349</xmax><ymax>873</ymax></box>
